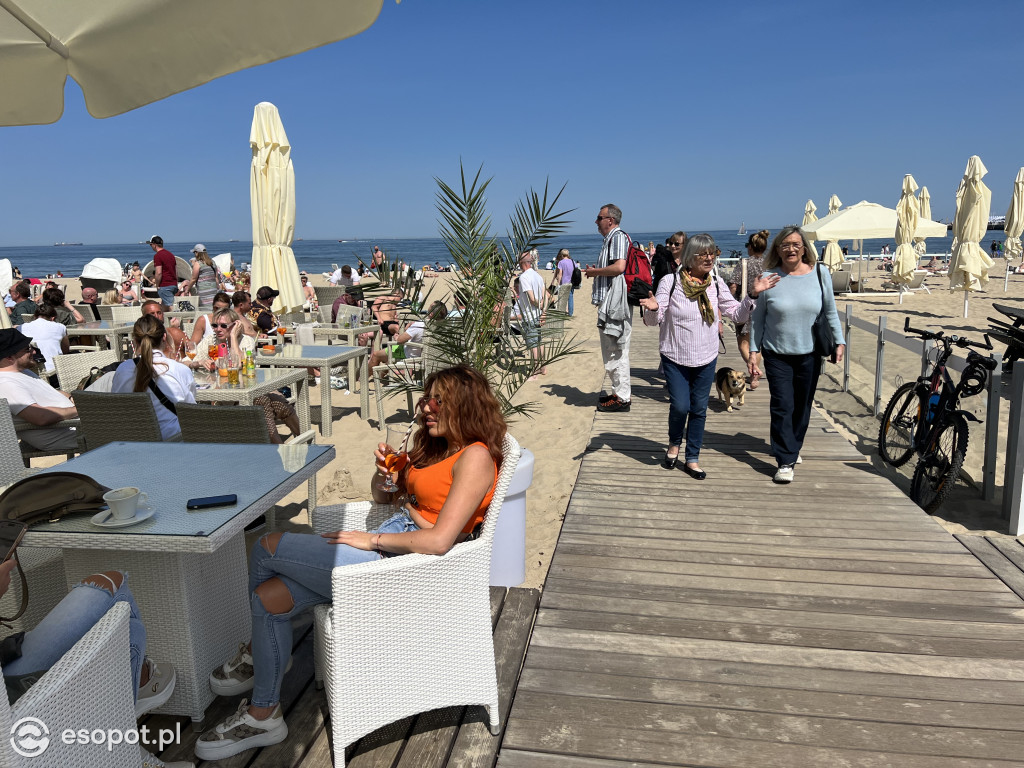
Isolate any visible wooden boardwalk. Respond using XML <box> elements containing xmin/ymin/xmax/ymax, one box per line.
<box><xmin>498</xmin><ymin>324</ymin><xmax>1024</xmax><ymax>767</ymax></box>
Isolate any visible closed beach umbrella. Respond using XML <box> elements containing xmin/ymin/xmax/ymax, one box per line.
<box><xmin>822</xmin><ymin>195</ymin><xmax>844</xmax><ymax>273</ymax></box>
<box><xmin>250</xmin><ymin>102</ymin><xmax>302</xmax><ymax>314</ymax></box>
<box><xmin>949</xmin><ymin>155</ymin><xmax>993</xmax><ymax>317</ymax></box>
<box><xmin>892</xmin><ymin>174</ymin><xmax>920</xmax><ymax>295</ymax></box>
<box><xmin>802</xmin><ymin>199</ymin><xmax>818</xmax><ymax>257</ymax></box>
<box><xmin>0</xmin><ymin>0</ymin><xmax>384</xmax><ymax>125</ymax></box>
<box><xmin>1003</xmin><ymin>168</ymin><xmax>1024</xmax><ymax>291</ymax></box>
<box><xmin>914</xmin><ymin>186</ymin><xmax>932</xmax><ymax>255</ymax></box>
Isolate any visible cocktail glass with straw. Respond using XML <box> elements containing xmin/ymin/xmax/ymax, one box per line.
<box><xmin>380</xmin><ymin>424</ymin><xmax>413</xmax><ymax>492</ymax></box>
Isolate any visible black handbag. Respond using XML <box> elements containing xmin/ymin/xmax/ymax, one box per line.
<box><xmin>812</xmin><ymin>265</ymin><xmax>837</xmax><ymax>357</ymax></box>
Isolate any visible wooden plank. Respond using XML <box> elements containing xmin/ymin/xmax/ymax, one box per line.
<box><xmin>954</xmin><ymin>534</ymin><xmax>1024</xmax><ymax>602</ymax></box>
<box><xmin>986</xmin><ymin>536</ymin><xmax>1024</xmax><ymax>572</ymax></box>
<box><xmin>499</xmin><ymin>753</ymin><xmax>665</xmax><ymax>768</ymax></box>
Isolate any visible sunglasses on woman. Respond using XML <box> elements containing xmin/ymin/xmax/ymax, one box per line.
<box><xmin>212</xmin><ymin>322</ymin><xmax>232</xmax><ymax>329</ymax></box>
<box><xmin>417</xmin><ymin>395</ymin><xmax>443</xmax><ymax>411</ymax></box>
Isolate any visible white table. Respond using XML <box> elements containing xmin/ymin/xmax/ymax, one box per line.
<box><xmin>22</xmin><ymin>441</ymin><xmax>335</xmax><ymax>722</ymax></box>
<box><xmin>67</xmin><ymin>320</ymin><xmax>134</xmax><ymax>360</ymax></box>
<box><xmin>254</xmin><ymin>344</ymin><xmax>368</xmax><ymax>433</ymax></box>
<box><xmin>193</xmin><ymin>366</ymin><xmax>311</xmax><ymax>435</ymax></box>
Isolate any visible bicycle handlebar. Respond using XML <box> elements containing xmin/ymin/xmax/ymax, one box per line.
<box><xmin>903</xmin><ymin>316</ymin><xmax>994</xmax><ymax>352</ymax></box>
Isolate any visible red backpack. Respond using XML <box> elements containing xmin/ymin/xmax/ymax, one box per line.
<box><xmin>621</xmin><ymin>231</ymin><xmax>653</xmax><ymax>306</ymax></box>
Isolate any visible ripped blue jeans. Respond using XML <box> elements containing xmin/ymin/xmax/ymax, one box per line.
<box><xmin>248</xmin><ymin>510</ymin><xmax>418</xmax><ymax>708</ymax></box>
<box><xmin>4</xmin><ymin>572</ymin><xmax>146</xmax><ymax>698</ymax></box>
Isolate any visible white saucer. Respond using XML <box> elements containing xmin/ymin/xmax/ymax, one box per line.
<box><xmin>91</xmin><ymin>505</ymin><xmax>155</xmax><ymax>528</ymax></box>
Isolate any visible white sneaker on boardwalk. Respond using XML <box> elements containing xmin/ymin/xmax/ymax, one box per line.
<box><xmin>195</xmin><ymin>700</ymin><xmax>287</xmax><ymax>761</ymax></box>
<box><xmin>136</xmin><ymin>659</ymin><xmax>176</xmax><ymax>717</ymax></box>
<box><xmin>773</xmin><ymin>465</ymin><xmax>795</xmax><ymax>483</ymax></box>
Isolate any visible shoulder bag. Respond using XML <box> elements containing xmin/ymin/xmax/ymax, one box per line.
<box><xmin>812</xmin><ymin>265</ymin><xmax>837</xmax><ymax>357</ymax></box>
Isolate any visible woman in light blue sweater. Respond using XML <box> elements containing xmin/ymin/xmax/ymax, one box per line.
<box><xmin>748</xmin><ymin>226</ymin><xmax>845</xmax><ymax>484</ymax></box>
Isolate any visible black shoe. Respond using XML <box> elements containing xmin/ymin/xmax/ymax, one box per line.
<box><xmin>662</xmin><ymin>453</ymin><xmax>679</xmax><ymax>469</ymax></box>
<box><xmin>598</xmin><ymin>397</ymin><xmax>630</xmax><ymax>413</ymax></box>
<box><xmin>682</xmin><ymin>465</ymin><xmax>707</xmax><ymax>480</ymax></box>
<box><xmin>599</xmin><ymin>393</ymin><xmax>616</xmax><ymax>404</ymax></box>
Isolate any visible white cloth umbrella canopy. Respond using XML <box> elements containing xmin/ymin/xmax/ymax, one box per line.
<box><xmin>0</xmin><ymin>259</ymin><xmax>12</xmax><ymax>329</ymax></box>
<box><xmin>892</xmin><ymin>174</ymin><xmax>920</xmax><ymax>285</ymax></box>
<box><xmin>213</xmin><ymin>253</ymin><xmax>234</xmax><ymax>277</ymax></box>
<box><xmin>914</xmin><ymin>186</ymin><xmax>932</xmax><ymax>255</ymax></box>
<box><xmin>1004</xmin><ymin>169</ymin><xmax>1024</xmax><ymax>264</ymax></box>
<box><xmin>949</xmin><ymin>156</ymin><xmax>993</xmax><ymax>316</ymax></box>
<box><xmin>802</xmin><ymin>200</ymin><xmax>947</xmax><ymax>240</ymax></box>
<box><xmin>822</xmin><ymin>195</ymin><xmax>844</xmax><ymax>272</ymax></box>
<box><xmin>802</xmin><ymin>199</ymin><xmax>818</xmax><ymax>256</ymax></box>
<box><xmin>0</xmin><ymin>0</ymin><xmax>384</xmax><ymax>125</ymax></box>
<box><xmin>250</xmin><ymin>102</ymin><xmax>303</xmax><ymax>315</ymax></box>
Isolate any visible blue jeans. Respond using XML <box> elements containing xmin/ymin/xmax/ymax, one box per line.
<box><xmin>661</xmin><ymin>355</ymin><xmax>716</xmax><ymax>463</ymax></box>
<box><xmin>247</xmin><ymin>511</ymin><xmax>418</xmax><ymax>708</ymax></box>
<box><xmin>157</xmin><ymin>285</ymin><xmax>177</xmax><ymax>306</ymax></box>
<box><xmin>5</xmin><ymin>573</ymin><xmax>145</xmax><ymax>698</ymax></box>
<box><xmin>565</xmin><ymin>286</ymin><xmax>574</xmax><ymax>316</ymax></box>
<box><xmin>763</xmin><ymin>351</ymin><xmax>821</xmax><ymax>466</ymax></box>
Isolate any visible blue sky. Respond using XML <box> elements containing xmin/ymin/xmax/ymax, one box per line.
<box><xmin>2</xmin><ymin>0</ymin><xmax>1022</xmax><ymax>245</ymax></box>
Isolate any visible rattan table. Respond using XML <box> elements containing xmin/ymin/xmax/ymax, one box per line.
<box><xmin>67</xmin><ymin>320</ymin><xmax>134</xmax><ymax>360</ymax></box>
<box><xmin>22</xmin><ymin>441</ymin><xmax>336</xmax><ymax>722</ymax></box>
<box><xmin>193</xmin><ymin>366</ymin><xmax>311</xmax><ymax>434</ymax></box>
<box><xmin>254</xmin><ymin>344</ymin><xmax>368</xmax><ymax>433</ymax></box>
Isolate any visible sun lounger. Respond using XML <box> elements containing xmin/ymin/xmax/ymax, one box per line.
<box><xmin>831</xmin><ymin>270</ymin><xmax>853</xmax><ymax>294</ymax></box>
<box><xmin>881</xmin><ymin>270</ymin><xmax>930</xmax><ymax>293</ymax></box>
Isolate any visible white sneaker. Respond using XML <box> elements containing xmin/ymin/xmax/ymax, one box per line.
<box><xmin>136</xmin><ymin>658</ymin><xmax>176</xmax><ymax>717</ymax></box>
<box><xmin>141</xmin><ymin>746</ymin><xmax>194</xmax><ymax>767</ymax></box>
<box><xmin>210</xmin><ymin>642</ymin><xmax>292</xmax><ymax>696</ymax></box>
<box><xmin>773</xmin><ymin>465</ymin><xmax>795</xmax><ymax>483</ymax></box>
<box><xmin>195</xmin><ymin>700</ymin><xmax>287</xmax><ymax>761</ymax></box>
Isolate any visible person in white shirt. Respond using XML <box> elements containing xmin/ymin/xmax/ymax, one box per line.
<box><xmin>0</xmin><ymin>328</ymin><xmax>78</xmax><ymax>451</ymax></box>
<box><xmin>111</xmin><ymin>315</ymin><xmax>197</xmax><ymax>440</ymax></box>
<box><xmin>329</xmin><ymin>265</ymin><xmax>360</xmax><ymax>287</ymax></box>
<box><xmin>515</xmin><ymin>250</ymin><xmax>548</xmax><ymax>379</ymax></box>
<box><xmin>18</xmin><ymin>304</ymin><xmax>69</xmax><ymax>376</ymax></box>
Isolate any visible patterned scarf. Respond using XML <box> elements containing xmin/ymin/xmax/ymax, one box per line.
<box><xmin>680</xmin><ymin>270</ymin><xmax>715</xmax><ymax>326</ymax></box>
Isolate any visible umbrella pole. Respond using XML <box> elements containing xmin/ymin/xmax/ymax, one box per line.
<box><xmin>964</xmin><ymin>291</ymin><xmax>969</xmax><ymax>319</ymax></box>
<box><xmin>858</xmin><ymin>246</ymin><xmax>864</xmax><ymax>293</ymax></box>
<box><xmin>1006</xmin><ymin>259</ymin><xmax>1012</xmax><ymax>292</ymax></box>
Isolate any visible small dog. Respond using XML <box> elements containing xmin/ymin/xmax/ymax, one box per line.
<box><xmin>715</xmin><ymin>367</ymin><xmax>746</xmax><ymax>411</ymax></box>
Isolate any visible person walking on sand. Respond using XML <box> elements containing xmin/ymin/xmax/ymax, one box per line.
<box><xmin>585</xmin><ymin>204</ymin><xmax>632</xmax><ymax>412</ymax></box>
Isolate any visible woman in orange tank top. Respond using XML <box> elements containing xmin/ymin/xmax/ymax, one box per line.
<box><xmin>198</xmin><ymin>364</ymin><xmax>507</xmax><ymax>760</ymax></box>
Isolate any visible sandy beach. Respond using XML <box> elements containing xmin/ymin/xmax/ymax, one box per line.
<box><xmin>36</xmin><ymin>256</ymin><xmax>1023</xmax><ymax>588</ymax></box>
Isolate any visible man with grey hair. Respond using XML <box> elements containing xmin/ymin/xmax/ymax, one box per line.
<box><xmin>585</xmin><ymin>203</ymin><xmax>632</xmax><ymax>412</ymax></box>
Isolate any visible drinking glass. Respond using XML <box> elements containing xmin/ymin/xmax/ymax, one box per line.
<box><xmin>217</xmin><ymin>356</ymin><xmax>230</xmax><ymax>381</ymax></box>
<box><xmin>379</xmin><ymin>425</ymin><xmax>409</xmax><ymax>492</ymax></box>
<box><xmin>208</xmin><ymin>342</ymin><xmax>220</xmax><ymax>360</ymax></box>
<box><xmin>183</xmin><ymin>341</ymin><xmax>197</xmax><ymax>361</ymax></box>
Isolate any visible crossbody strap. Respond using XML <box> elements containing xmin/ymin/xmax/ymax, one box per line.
<box><xmin>134</xmin><ymin>357</ymin><xmax>178</xmax><ymax>415</ymax></box>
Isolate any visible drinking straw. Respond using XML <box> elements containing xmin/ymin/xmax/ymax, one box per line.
<box><xmin>400</xmin><ymin>419</ymin><xmax>415</xmax><ymax>454</ymax></box>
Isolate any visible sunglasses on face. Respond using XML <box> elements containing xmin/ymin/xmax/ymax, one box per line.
<box><xmin>417</xmin><ymin>395</ymin><xmax>443</xmax><ymax>411</ymax></box>
<box><xmin>212</xmin><ymin>322</ymin><xmax>232</xmax><ymax>329</ymax></box>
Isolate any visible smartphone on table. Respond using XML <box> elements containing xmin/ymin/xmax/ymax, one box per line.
<box><xmin>0</xmin><ymin>521</ymin><xmax>28</xmax><ymax>563</ymax></box>
<box><xmin>186</xmin><ymin>495</ymin><xmax>238</xmax><ymax>511</ymax></box>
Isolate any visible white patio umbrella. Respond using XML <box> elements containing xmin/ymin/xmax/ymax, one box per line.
<box><xmin>250</xmin><ymin>102</ymin><xmax>303</xmax><ymax>315</ymax></box>
<box><xmin>802</xmin><ymin>200</ymin><xmax>818</xmax><ymax>257</ymax></box>
<box><xmin>822</xmin><ymin>195</ymin><xmax>844</xmax><ymax>273</ymax></box>
<box><xmin>914</xmin><ymin>186</ymin><xmax>932</xmax><ymax>255</ymax></box>
<box><xmin>1003</xmin><ymin>168</ymin><xmax>1024</xmax><ymax>291</ymax></box>
<box><xmin>0</xmin><ymin>0</ymin><xmax>384</xmax><ymax>125</ymax></box>
<box><xmin>891</xmin><ymin>174</ymin><xmax>920</xmax><ymax>300</ymax></box>
<box><xmin>949</xmin><ymin>155</ymin><xmax>993</xmax><ymax>317</ymax></box>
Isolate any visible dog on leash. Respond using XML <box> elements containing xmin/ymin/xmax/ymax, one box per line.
<box><xmin>715</xmin><ymin>367</ymin><xmax>746</xmax><ymax>411</ymax></box>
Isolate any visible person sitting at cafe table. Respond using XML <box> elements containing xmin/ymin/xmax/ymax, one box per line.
<box><xmin>247</xmin><ymin>286</ymin><xmax>279</xmax><ymax>334</ymax></box>
<box><xmin>111</xmin><ymin>315</ymin><xmax>197</xmax><ymax>441</ymax></box>
<box><xmin>0</xmin><ymin>559</ymin><xmax>192</xmax><ymax>768</ymax></box>
<box><xmin>189</xmin><ymin>291</ymin><xmax>233</xmax><ymax>346</ymax></box>
<box><xmin>8</xmin><ymin>282</ymin><xmax>37</xmax><ymax>326</ymax></box>
<box><xmin>77</xmin><ymin>286</ymin><xmax>102</xmax><ymax>321</ymax></box>
<box><xmin>18</xmin><ymin>304</ymin><xmax>69</xmax><ymax>385</ymax></box>
<box><xmin>40</xmin><ymin>286</ymin><xmax>85</xmax><ymax>327</ymax></box>
<box><xmin>141</xmin><ymin>301</ymin><xmax>195</xmax><ymax>365</ymax></box>
<box><xmin>0</xmin><ymin>328</ymin><xmax>79</xmax><ymax>452</ymax></box>
<box><xmin>231</xmin><ymin>290</ymin><xmax>258</xmax><ymax>337</ymax></box>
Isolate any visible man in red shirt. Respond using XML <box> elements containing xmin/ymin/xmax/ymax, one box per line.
<box><xmin>147</xmin><ymin>235</ymin><xmax>179</xmax><ymax>309</ymax></box>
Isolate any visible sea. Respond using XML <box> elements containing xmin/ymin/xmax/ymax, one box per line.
<box><xmin>0</xmin><ymin>229</ymin><xmax>1008</xmax><ymax>281</ymax></box>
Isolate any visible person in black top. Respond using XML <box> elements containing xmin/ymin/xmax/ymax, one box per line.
<box><xmin>248</xmin><ymin>286</ymin><xmax>279</xmax><ymax>333</ymax></box>
<box><xmin>651</xmin><ymin>232</ymin><xmax>687</xmax><ymax>293</ymax></box>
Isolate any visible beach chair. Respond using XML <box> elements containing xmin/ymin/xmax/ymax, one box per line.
<box><xmin>96</xmin><ymin>304</ymin><xmax>116</xmax><ymax>323</ymax></box>
<box><xmin>72</xmin><ymin>391</ymin><xmax>162</xmax><ymax>451</ymax></box>
<box><xmin>314</xmin><ymin>285</ymin><xmax>348</xmax><ymax>309</ymax></box>
<box><xmin>881</xmin><ymin>270</ymin><xmax>930</xmax><ymax>293</ymax></box>
<box><xmin>831</xmin><ymin>270</ymin><xmax>853</xmax><ymax>294</ymax></box>
<box><xmin>0</xmin><ymin>603</ymin><xmax>139</xmax><ymax>767</ymax></box>
<box><xmin>0</xmin><ymin>400</ymin><xmax>73</xmax><ymax>635</ymax></box>
<box><xmin>54</xmin><ymin>349</ymin><xmax>118</xmax><ymax>393</ymax></box>
<box><xmin>310</xmin><ymin>434</ymin><xmax>521</xmax><ymax>767</ymax></box>
<box><xmin>109</xmin><ymin>305</ymin><xmax>142</xmax><ymax>324</ymax></box>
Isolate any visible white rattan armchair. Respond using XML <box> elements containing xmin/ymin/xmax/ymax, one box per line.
<box><xmin>0</xmin><ymin>602</ymin><xmax>138</xmax><ymax>768</ymax></box>
<box><xmin>54</xmin><ymin>350</ymin><xmax>119</xmax><ymax>393</ymax></box>
<box><xmin>310</xmin><ymin>434</ymin><xmax>521</xmax><ymax>767</ymax></box>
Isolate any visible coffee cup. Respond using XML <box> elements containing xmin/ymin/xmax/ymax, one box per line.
<box><xmin>102</xmin><ymin>487</ymin><xmax>149</xmax><ymax>521</ymax></box>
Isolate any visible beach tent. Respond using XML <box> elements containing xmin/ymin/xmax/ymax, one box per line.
<box><xmin>1003</xmin><ymin>168</ymin><xmax>1024</xmax><ymax>292</ymax></box>
<box><xmin>0</xmin><ymin>0</ymin><xmax>384</xmax><ymax>125</ymax></box>
<box><xmin>79</xmin><ymin>257</ymin><xmax>123</xmax><ymax>293</ymax></box>
<box><xmin>949</xmin><ymin>155</ymin><xmax>992</xmax><ymax>317</ymax></box>
<box><xmin>250</xmin><ymin>102</ymin><xmax>303</xmax><ymax>314</ymax></box>
<box><xmin>213</xmin><ymin>253</ymin><xmax>233</xmax><ymax>277</ymax></box>
<box><xmin>891</xmin><ymin>174</ymin><xmax>920</xmax><ymax>301</ymax></box>
<box><xmin>822</xmin><ymin>195</ymin><xmax>844</xmax><ymax>273</ymax></box>
<box><xmin>0</xmin><ymin>259</ymin><xmax>12</xmax><ymax>329</ymax></box>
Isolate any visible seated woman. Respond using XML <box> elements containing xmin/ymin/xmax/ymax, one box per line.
<box><xmin>111</xmin><ymin>315</ymin><xmax>197</xmax><ymax>440</ymax></box>
<box><xmin>18</xmin><ymin>304</ymin><xmax>69</xmax><ymax>383</ymax></box>
<box><xmin>196</xmin><ymin>365</ymin><xmax>505</xmax><ymax>760</ymax></box>
<box><xmin>190</xmin><ymin>291</ymin><xmax>233</xmax><ymax>345</ymax></box>
<box><xmin>0</xmin><ymin>559</ymin><xmax>191</xmax><ymax>768</ymax></box>
<box><xmin>119</xmin><ymin>280</ymin><xmax>139</xmax><ymax>305</ymax></box>
<box><xmin>102</xmin><ymin>288</ymin><xmax>122</xmax><ymax>306</ymax></box>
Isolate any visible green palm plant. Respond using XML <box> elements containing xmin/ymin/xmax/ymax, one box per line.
<box><xmin>381</xmin><ymin>162</ymin><xmax>583</xmax><ymax>419</ymax></box>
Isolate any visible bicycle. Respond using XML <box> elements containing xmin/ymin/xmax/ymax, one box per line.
<box><xmin>877</xmin><ymin>317</ymin><xmax>997</xmax><ymax>514</ymax></box>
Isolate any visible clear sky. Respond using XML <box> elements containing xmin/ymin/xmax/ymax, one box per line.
<box><xmin>3</xmin><ymin>0</ymin><xmax>1022</xmax><ymax>245</ymax></box>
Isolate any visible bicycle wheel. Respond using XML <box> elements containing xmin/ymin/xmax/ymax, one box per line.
<box><xmin>878</xmin><ymin>382</ymin><xmax>923</xmax><ymax>467</ymax></box>
<box><xmin>910</xmin><ymin>413</ymin><xmax>969</xmax><ymax>515</ymax></box>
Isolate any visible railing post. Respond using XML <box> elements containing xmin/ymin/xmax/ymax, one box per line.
<box><xmin>843</xmin><ymin>304</ymin><xmax>851</xmax><ymax>392</ymax></box>
<box><xmin>1003</xmin><ymin>361</ymin><xmax>1024</xmax><ymax>531</ymax></box>
<box><xmin>983</xmin><ymin>353</ymin><xmax>1002</xmax><ymax>502</ymax></box>
<box><xmin>874</xmin><ymin>315</ymin><xmax>887</xmax><ymax>417</ymax></box>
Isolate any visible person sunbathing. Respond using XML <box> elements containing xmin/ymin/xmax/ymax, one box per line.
<box><xmin>196</xmin><ymin>365</ymin><xmax>505</xmax><ymax>760</ymax></box>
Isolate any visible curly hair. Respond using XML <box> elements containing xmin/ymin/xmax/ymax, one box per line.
<box><xmin>406</xmin><ymin>365</ymin><xmax>506</xmax><ymax>472</ymax></box>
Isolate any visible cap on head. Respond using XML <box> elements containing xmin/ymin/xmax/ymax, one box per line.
<box><xmin>256</xmin><ymin>286</ymin><xmax>280</xmax><ymax>301</ymax></box>
<box><xmin>191</xmin><ymin>244</ymin><xmax>206</xmax><ymax>254</ymax></box>
<box><xmin>146</xmin><ymin>235</ymin><xmax>163</xmax><ymax>246</ymax></box>
<box><xmin>0</xmin><ymin>329</ymin><xmax>32</xmax><ymax>360</ymax></box>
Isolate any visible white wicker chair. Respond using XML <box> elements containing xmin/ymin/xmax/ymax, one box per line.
<box><xmin>0</xmin><ymin>602</ymin><xmax>138</xmax><ymax>768</ymax></box>
<box><xmin>109</xmin><ymin>305</ymin><xmax>142</xmax><ymax>325</ymax></box>
<box><xmin>54</xmin><ymin>350</ymin><xmax>119</xmax><ymax>393</ymax></box>
<box><xmin>310</xmin><ymin>434</ymin><xmax>521</xmax><ymax>767</ymax></box>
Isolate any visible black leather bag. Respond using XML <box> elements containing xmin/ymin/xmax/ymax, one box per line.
<box><xmin>812</xmin><ymin>265</ymin><xmax>837</xmax><ymax>357</ymax></box>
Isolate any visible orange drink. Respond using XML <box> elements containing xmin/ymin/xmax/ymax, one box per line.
<box><xmin>208</xmin><ymin>343</ymin><xmax>219</xmax><ymax>359</ymax></box>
